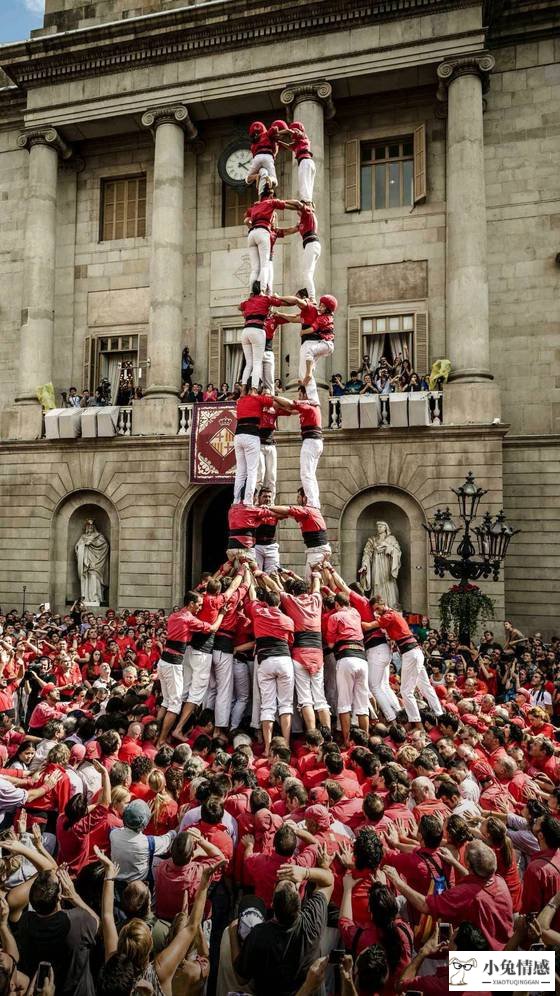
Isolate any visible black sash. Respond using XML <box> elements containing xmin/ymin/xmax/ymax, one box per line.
<box><xmin>256</xmin><ymin>636</ymin><xmax>290</xmax><ymax>661</ymax></box>
<box><xmin>302</xmin><ymin>528</ymin><xmax>328</xmax><ymax>548</ymax></box>
<box><xmin>333</xmin><ymin>639</ymin><xmax>366</xmax><ymax>662</ymax></box>
<box><xmin>294</xmin><ymin>631</ymin><xmax>322</xmax><ymax>649</ymax></box>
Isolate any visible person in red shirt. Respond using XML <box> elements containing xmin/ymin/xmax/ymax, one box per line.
<box><xmin>118</xmin><ymin>722</ymin><xmax>143</xmax><ymax>765</ymax></box>
<box><xmin>253</xmin><ymin>487</ymin><xmax>280</xmax><ymax>573</ymax></box>
<box><xmin>238</xmin><ymin>292</ymin><xmax>283</xmax><ymax>393</ymax></box>
<box><xmin>244</xmin><ymin>192</ymin><xmax>300</xmax><ymax>298</ymax></box>
<box><xmin>233</xmin><ymin>387</ymin><xmax>280</xmax><ymax>506</ymax></box>
<box><xmin>245</xmin><ymin>119</ymin><xmax>289</xmax><ymax>197</ymax></box>
<box><xmin>375</xmin><ymin>604</ymin><xmax>442</xmax><ymax>726</ymax></box>
<box><xmin>280</xmin><ymin>293</ymin><xmax>337</xmax><ymax>405</ymax></box>
<box><xmin>386</xmin><ymin>838</ymin><xmax>514</xmax><ymax>951</ymax></box>
<box><xmin>246</xmin><ymin>585</ymin><xmax>295</xmax><ymax>754</ymax></box>
<box><xmin>277</xmin><ymin>202</ymin><xmax>320</xmax><ymax>299</ymax></box>
<box><xmin>325</xmin><ymin>592</ymin><xmax>369</xmax><ymax>744</ymax></box>
<box><xmin>154</xmin><ymin>826</ymin><xmax>225</xmax><ymax>921</ymax></box>
<box><xmin>521</xmin><ymin>813</ymin><xmax>560</xmax><ymax>929</ymax></box>
<box><xmin>192</xmin><ymin>798</ymin><xmax>234</xmax><ymax>875</ymax></box>
<box><xmin>262</xmin><ymin>310</ymin><xmax>290</xmax><ymax>394</ymax></box>
<box><xmin>158</xmin><ymin>591</ymin><xmax>223</xmax><ymax>746</ymax></box>
<box><xmin>226</xmin><ymin>501</ymin><xmax>275</xmax><ymax>565</ymax></box>
<box><xmin>322</xmin><ymin>752</ymin><xmax>363</xmax><ymax>800</ymax></box>
<box><xmin>56</xmin><ymin>759</ymin><xmax>111</xmax><ymax>874</ymax></box>
<box><xmin>231</xmin><ymin>612</ymin><xmax>255</xmax><ymax>731</ymax></box>
<box><xmin>273</xmin><ymin>388</ymin><xmax>323</xmax><ymax>509</ymax></box>
<box><xmin>270</xmin><ymin>488</ymin><xmax>331</xmax><ymax>580</ymax></box>
<box><xmin>242</xmin><ymin>821</ymin><xmax>315</xmax><ymax>909</ymax></box>
<box><xmin>284</xmin><ymin>121</ymin><xmax>316</xmax><ymax>205</ymax></box>
<box><xmin>28</xmin><ymin>684</ymin><xmax>77</xmax><ymax>734</ymax></box>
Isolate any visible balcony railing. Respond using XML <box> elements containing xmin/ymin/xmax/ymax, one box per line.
<box><xmin>328</xmin><ymin>391</ymin><xmax>443</xmax><ymax>430</ymax></box>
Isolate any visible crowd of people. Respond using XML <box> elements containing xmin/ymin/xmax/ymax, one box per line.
<box><xmin>0</xmin><ymin>560</ymin><xmax>558</xmax><ymax>996</ymax></box>
<box><xmin>329</xmin><ymin>356</ymin><xmax>431</xmax><ymax>400</ymax></box>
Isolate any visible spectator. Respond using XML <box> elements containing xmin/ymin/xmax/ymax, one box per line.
<box><xmin>66</xmin><ymin>387</ymin><xmax>81</xmax><ymax>408</ymax></box>
<box><xmin>203</xmin><ymin>383</ymin><xmax>218</xmax><ymax>401</ymax></box>
<box><xmin>330</xmin><ymin>373</ymin><xmax>345</xmax><ymax>397</ymax></box>
<box><xmin>181</xmin><ymin>346</ymin><xmax>194</xmax><ymax>383</ymax></box>
<box><xmin>345</xmin><ymin>371</ymin><xmax>362</xmax><ymax>394</ymax></box>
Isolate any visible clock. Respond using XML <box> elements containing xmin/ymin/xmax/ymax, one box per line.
<box><xmin>218</xmin><ymin>139</ymin><xmax>253</xmax><ymax>188</ymax></box>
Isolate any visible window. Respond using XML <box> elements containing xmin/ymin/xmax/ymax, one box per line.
<box><xmin>100</xmin><ymin>175</ymin><xmax>147</xmax><ymax>241</ymax></box>
<box><xmin>361</xmin><ymin>314</ymin><xmax>414</xmax><ymax>367</ymax></box>
<box><xmin>222</xmin><ymin>182</ymin><xmax>253</xmax><ymax>228</ymax></box>
<box><xmin>222</xmin><ymin>328</ymin><xmax>245</xmax><ymax>387</ymax></box>
<box><xmin>360</xmin><ymin>139</ymin><xmax>413</xmax><ymax>211</ymax></box>
<box><xmin>83</xmin><ymin>332</ymin><xmax>148</xmax><ymax>401</ymax></box>
<box><xmin>345</xmin><ymin>125</ymin><xmax>426</xmax><ymax>212</ymax></box>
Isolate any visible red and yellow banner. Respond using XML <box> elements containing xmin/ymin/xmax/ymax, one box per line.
<box><xmin>190</xmin><ymin>402</ymin><xmax>237</xmax><ymax>483</ymax></box>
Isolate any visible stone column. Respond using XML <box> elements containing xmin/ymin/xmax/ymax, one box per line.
<box><xmin>437</xmin><ymin>54</ymin><xmax>500</xmax><ymax>423</ymax></box>
<box><xmin>8</xmin><ymin>128</ymin><xmax>72</xmax><ymax>439</ymax></box>
<box><xmin>280</xmin><ymin>82</ymin><xmax>335</xmax><ymax>402</ymax></box>
<box><xmin>136</xmin><ymin>105</ymin><xmax>197</xmax><ymax>436</ymax></box>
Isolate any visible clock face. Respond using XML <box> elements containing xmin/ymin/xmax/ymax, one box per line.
<box><xmin>225</xmin><ymin>148</ymin><xmax>253</xmax><ymax>182</ymax></box>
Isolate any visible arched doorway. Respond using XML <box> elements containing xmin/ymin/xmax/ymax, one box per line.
<box><xmin>340</xmin><ymin>486</ymin><xmax>428</xmax><ymax>614</ymax></box>
<box><xmin>184</xmin><ymin>485</ymin><xmax>234</xmax><ymax>590</ymax></box>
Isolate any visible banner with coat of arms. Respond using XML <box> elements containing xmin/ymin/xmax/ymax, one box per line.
<box><xmin>190</xmin><ymin>402</ymin><xmax>237</xmax><ymax>484</ymax></box>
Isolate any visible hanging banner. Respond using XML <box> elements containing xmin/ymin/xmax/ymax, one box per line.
<box><xmin>190</xmin><ymin>402</ymin><xmax>237</xmax><ymax>484</ymax></box>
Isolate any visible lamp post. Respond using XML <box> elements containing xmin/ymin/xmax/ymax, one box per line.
<box><xmin>423</xmin><ymin>472</ymin><xmax>519</xmax><ymax>643</ymax></box>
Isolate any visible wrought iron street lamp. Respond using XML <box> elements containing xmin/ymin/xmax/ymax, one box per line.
<box><xmin>423</xmin><ymin>472</ymin><xmax>519</xmax><ymax>641</ymax></box>
<box><xmin>423</xmin><ymin>472</ymin><xmax>519</xmax><ymax>584</ymax></box>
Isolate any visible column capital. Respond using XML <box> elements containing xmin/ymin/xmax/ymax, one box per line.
<box><xmin>437</xmin><ymin>53</ymin><xmax>495</xmax><ymax>98</ymax></box>
<box><xmin>16</xmin><ymin>126</ymin><xmax>73</xmax><ymax>160</ymax></box>
<box><xmin>280</xmin><ymin>81</ymin><xmax>335</xmax><ymax>120</ymax></box>
<box><xmin>141</xmin><ymin>104</ymin><xmax>198</xmax><ymax>141</ymax></box>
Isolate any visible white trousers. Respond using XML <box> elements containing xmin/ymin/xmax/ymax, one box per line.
<box><xmin>246</xmin><ymin>153</ymin><xmax>277</xmax><ymax>194</ymax></box>
<box><xmin>293</xmin><ymin>660</ymin><xmax>329</xmax><ymax>712</ymax></box>
<box><xmin>336</xmin><ymin>656</ymin><xmax>369</xmax><ymax>716</ymax></box>
<box><xmin>301</xmin><ymin>241</ymin><xmax>321</xmax><ymax>301</ymax></box>
<box><xmin>247</xmin><ymin>228</ymin><xmax>271</xmax><ymax>288</ymax></box>
<box><xmin>300</xmin><ymin>437</ymin><xmax>323</xmax><ymax>510</ymax></box>
<box><xmin>241</xmin><ymin>326</ymin><xmax>266</xmax><ymax>388</ymax></box>
<box><xmin>257</xmin><ymin>655</ymin><xmax>294</xmax><ymax>721</ymax></box>
<box><xmin>305</xmin><ymin>543</ymin><xmax>331</xmax><ymax>582</ymax></box>
<box><xmin>211</xmin><ymin>649</ymin><xmax>234</xmax><ymax>727</ymax></box>
<box><xmin>233</xmin><ymin>433</ymin><xmax>261</xmax><ymax>505</ymax></box>
<box><xmin>158</xmin><ymin>660</ymin><xmax>183</xmax><ymax>715</ymax></box>
<box><xmin>367</xmin><ymin>644</ymin><xmax>400</xmax><ymax>721</ymax></box>
<box><xmin>299</xmin><ymin>339</ymin><xmax>334</xmax><ymax>405</ymax></box>
<box><xmin>250</xmin><ymin>657</ymin><xmax>260</xmax><ymax>728</ymax></box>
<box><xmin>231</xmin><ymin>657</ymin><xmax>251</xmax><ymax>729</ymax></box>
<box><xmin>258</xmin><ymin>442</ymin><xmax>277</xmax><ymax>497</ymax></box>
<box><xmin>183</xmin><ymin>648</ymin><xmax>213</xmax><ymax>706</ymax></box>
<box><xmin>262</xmin><ymin>258</ymin><xmax>274</xmax><ymax>295</ymax></box>
<box><xmin>255</xmin><ymin>542</ymin><xmax>280</xmax><ymax>573</ymax></box>
<box><xmin>400</xmin><ymin>646</ymin><xmax>443</xmax><ymax>723</ymax></box>
<box><xmin>262</xmin><ymin>348</ymin><xmax>275</xmax><ymax>393</ymax></box>
<box><xmin>298</xmin><ymin>158</ymin><xmax>316</xmax><ymax>202</ymax></box>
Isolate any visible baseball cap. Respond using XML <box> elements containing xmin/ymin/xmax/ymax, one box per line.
<box><xmin>237</xmin><ymin>895</ymin><xmax>266</xmax><ymax>941</ymax></box>
<box><xmin>40</xmin><ymin>683</ymin><xmax>58</xmax><ymax>699</ymax></box>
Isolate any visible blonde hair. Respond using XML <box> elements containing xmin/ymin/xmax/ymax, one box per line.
<box><xmin>111</xmin><ymin>786</ymin><xmax>131</xmax><ymax>812</ymax></box>
<box><xmin>148</xmin><ymin>769</ymin><xmax>168</xmax><ymax>828</ymax></box>
<box><xmin>117</xmin><ymin>918</ymin><xmax>153</xmax><ymax>973</ymax></box>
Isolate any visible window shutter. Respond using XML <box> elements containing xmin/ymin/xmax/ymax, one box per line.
<box><xmin>414</xmin><ymin>311</ymin><xmax>429</xmax><ymax>375</ymax></box>
<box><xmin>345</xmin><ymin>139</ymin><xmax>360</xmax><ymax>212</ymax></box>
<box><xmin>347</xmin><ymin>317</ymin><xmax>361</xmax><ymax>374</ymax></box>
<box><xmin>138</xmin><ymin>332</ymin><xmax>148</xmax><ymax>389</ymax></box>
<box><xmin>82</xmin><ymin>336</ymin><xmax>94</xmax><ymax>393</ymax></box>
<box><xmin>209</xmin><ymin>328</ymin><xmax>222</xmax><ymax>386</ymax></box>
<box><xmin>413</xmin><ymin>124</ymin><xmax>427</xmax><ymax>204</ymax></box>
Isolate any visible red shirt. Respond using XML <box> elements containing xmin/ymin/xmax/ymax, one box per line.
<box><xmin>118</xmin><ymin>737</ymin><xmax>143</xmax><ymax>765</ymax></box>
<box><xmin>0</xmin><ymin>679</ymin><xmax>21</xmax><ymax>712</ymax></box>
<box><xmin>412</xmin><ymin>798</ymin><xmax>450</xmax><ymax>823</ymax></box>
<box><xmin>288</xmin><ymin>505</ymin><xmax>328</xmax><ymax>546</ymax></box>
<box><xmin>297</xmin><ymin>206</ymin><xmax>317</xmax><ymax>238</ymax></box>
<box><xmin>154</xmin><ymin>856</ymin><xmax>217</xmax><ymax>920</ymax></box>
<box><xmin>56</xmin><ymin>805</ymin><xmax>110</xmax><ymax>874</ymax></box>
<box><xmin>376</xmin><ymin>608</ymin><xmax>415</xmax><ymax>644</ymax></box>
<box><xmin>199</xmin><ymin>593</ymin><xmax>226</xmax><ymax>625</ymax></box>
<box><xmin>164</xmin><ymin>608</ymin><xmax>212</xmax><ymax>657</ymax></box>
<box><xmin>291</xmin><ymin>128</ymin><xmax>312</xmax><ymax>161</ymax></box>
<box><xmin>246</xmin><ymin>199</ymin><xmax>287</xmax><ymax>232</ymax></box>
<box><xmin>235</xmin><ymin>392</ymin><xmax>274</xmax><ymax>421</ymax></box>
<box><xmin>326</xmin><ymin>607</ymin><xmax>364</xmax><ymax>648</ymax></box>
<box><xmin>349</xmin><ymin>591</ymin><xmax>388</xmax><ymax>648</ymax></box>
<box><xmin>246</xmin><ymin>601</ymin><xmax>294</xmax><ymax>645</ymax></box>
<box><xmin>327</xmin><ymin>770</ymin><xmax>363</xmax><ymax>800</ymax></box>
<box><xmin>218</xmin><ymin>585</ymin><xmax>249</xmax><ymax>637</ymax></box>
<box><xmin>292</xmin><ymin>400</ymin><xmax>322</xmax><ymax>441</ymax></box>
<box><xmin>244</xmin><ymin>848</ymin><xmax>315</xmax><ymax>908</ymax></box>
<box><xmin>227</xmin><ymin>506</ymin><xmax>274</xmax><ymax>551</ymax></box>
<box><xmin>280</xmin><ymin>592</ymin><xmax>322</xmax><ymax>674</ymax></box>
<box><xmin>193</xmin><ymin>820</ymin><xmax>234</xmax><ymax>873</ymax></box>
<box><xmin>521</xmin><ymin>848</ymin><xmax>560</xmax><ymax>928</ymax></box>
<box><xmin>264</xmin><ymin>313</ymin><xmax>288</xmax><ymax>345</ymax></box>
<box><xmin>426</xmin><ymin>873</ymin><xmax>513</xmax><ymax>950</ymax></box>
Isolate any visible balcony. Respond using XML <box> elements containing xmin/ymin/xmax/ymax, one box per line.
<box><xmin>42</xmin><ymin>403</ymin><xmax>195</xmax><ymax>439</ymax></box>
<box><xmin>328</xmin><ymin>391</ymin><xmax>443</xmax><ymax>430</ymax></box>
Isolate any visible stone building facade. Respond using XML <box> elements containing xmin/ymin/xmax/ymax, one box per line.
<box><xmin>0</xmin><ymin>0</ymin><xmax>558</xmax><ymax>633</ymax></box>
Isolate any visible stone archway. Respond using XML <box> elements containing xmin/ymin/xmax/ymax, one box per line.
<box><xmin>50</xmin><ymin>490</ymin><xmax>120</xmax><ymax>611</ymax></box>
<box><xmin>340</xmin><ymin>486</ymin><xmax>428</xmax><ymax>614</ymax></box>
<box><xmin>172</xmin><ymin>484</ymin><xmax>234</xmax><ymax>603</ymax></box>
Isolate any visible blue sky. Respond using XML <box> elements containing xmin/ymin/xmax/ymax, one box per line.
<box><xmin>0</xmin><ymin>0</ymin><xmax>45</xmax><ymax>45</ymax></box>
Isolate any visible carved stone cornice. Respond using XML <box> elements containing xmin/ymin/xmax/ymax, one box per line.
<box><xmin>281</xmin><ymin>81</ymin><xmax>335</xmax><ymax>120</ymax></box>
<box><xmin>436</xmin><ymin>53</ymin><xmax>496</xmax><ymax>101</ymax></box>
<box><xmin>16</xmin><ymin>126</ymin><xmax>72</xmax><ymax>160</ymax></box>
<box><xmin>141</xmin><ymin>104</ymin><xmax>198</xmax><ymax>142</ymax></box>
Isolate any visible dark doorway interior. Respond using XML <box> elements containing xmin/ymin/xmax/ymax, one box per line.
<box><xmin>185</xmin><ymin>485</ymin><xmax>233</xmax><ymax>589</ymax></box>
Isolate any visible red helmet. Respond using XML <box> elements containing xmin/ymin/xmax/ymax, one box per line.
<box><xmin>320</xmin><ymin>294</ymin><xmax>338</xmax><ymax>313</ymax></box>
<box><xmin>249</xmin><ymin>120</ymin><xmax>267</xmax><ymax>137</ymax></box>
<box><xmin>270</xmin><ymin>118</ymin><xmax>288</xmax><ymax>132</ymax></box>
<box><xmin>291</xmin><ymin>121</ymin><xmax>307</xmax><ymax>134</ymax></box>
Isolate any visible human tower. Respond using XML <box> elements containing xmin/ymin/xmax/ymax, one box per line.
<box><xmin>156</xmin><ymin>120</ymin><xmax>443</xmax><ymax>753</ymax></box>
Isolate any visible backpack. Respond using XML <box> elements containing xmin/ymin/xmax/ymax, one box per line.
<box><xmin>413</xmin><ymin>851</ymin><xmax>449</xmax><ymax>945</ymax></box>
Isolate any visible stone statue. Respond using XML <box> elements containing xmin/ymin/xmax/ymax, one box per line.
<box><xmin>359</xmin><ymin>521</ymin><xmax>402</xmax><ymax>608</ymax></box>
<box><xmin>75</xmin><ymin>519</ymin><xmax>109</xmax><ymax>606</ymax></box>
